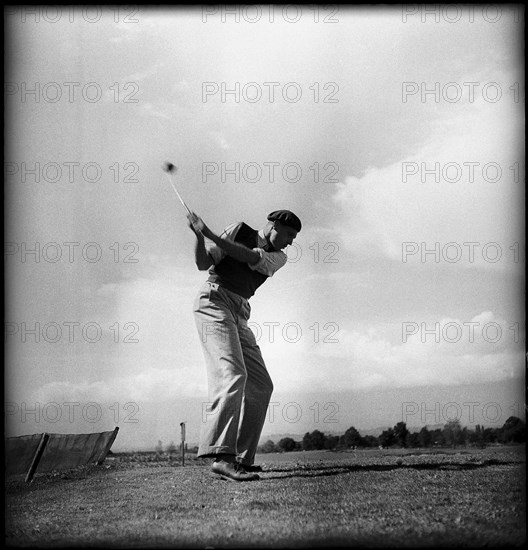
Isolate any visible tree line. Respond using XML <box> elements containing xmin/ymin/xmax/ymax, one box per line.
<box><xmin>256</xmin><ymin>416</ymin><xmax>526</xmax><ymax>453</ymax></box>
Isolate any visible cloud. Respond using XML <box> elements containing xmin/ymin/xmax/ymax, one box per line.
<box><xmin>12</xmin><ymin>260</ymin><xmax>208</xmax><ymax>407</ymax></box>
<box><xmin>137</xmin><ymin>102</ymin><xmax>173</xmax><ymax>121</ymax></box>
<box><xmin>209</xmin><ymin>131</ymin><xmax>231</xmax><ymax>151</ymax></box>
<box><xmin>31</xmin><ymin>366</ymin><xmax>206</xmax><ymax>405</ymax></box>
<box><xmin>333</xmin><ymin>92</ymin><xmax>524</xmax><ymax>270</ymax></box>
<box><xmin>306</xmin><ymin>311</ymin><xmax>524</xmax><ymax>391</ymax></box>
<box><xmin>172</xmin><ymin>79</ymin><xmax>190</xmax><ymax>93</ymax></box>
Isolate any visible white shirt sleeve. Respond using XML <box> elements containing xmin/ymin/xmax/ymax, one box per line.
<box><xmin>204</xmin><ymin>222</ymin><xmax>242</xmax><ymax>265</ymax></box>
<box><xmin>248</xmin><ymin>248</ymin><xmax>288</xmax><ymax>277</ymax></box>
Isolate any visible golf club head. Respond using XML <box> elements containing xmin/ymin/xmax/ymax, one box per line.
<box><xmin>163</xmin><ymin>162</ymin><xmax>176</xmax><ymax>173</ymax></box>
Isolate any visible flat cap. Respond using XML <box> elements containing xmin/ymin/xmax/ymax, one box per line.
<box><xmin>267</xmin><ymin>210</ymin><xmax>302</xmax><ymax>232</ymax></box>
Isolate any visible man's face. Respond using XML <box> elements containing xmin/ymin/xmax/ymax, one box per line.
<box><xmin>270</xmin><ymin>222</ymin><xmax>298</xmax><ymax>250</ymax></box>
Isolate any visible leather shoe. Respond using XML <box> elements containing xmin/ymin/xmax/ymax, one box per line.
<box><xmin>240</xmin><ymin>464</ymin><xmax>263</xmax><ymax>472</ymax></box>
<box><xmin>211</xmin><ymin>460</ymin><xmax>260</xmax><ymax>481</ymax></box>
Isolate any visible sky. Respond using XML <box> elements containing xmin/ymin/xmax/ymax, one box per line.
<box><xmin>4</xmin><ymin>5</ymin><xmax>525</xmax><ymax>450</ymax></box>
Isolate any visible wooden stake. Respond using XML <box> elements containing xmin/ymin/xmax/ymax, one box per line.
<box><xmin>180</xmin><ymin>422</ymin><xmax>186</xmax><ymax>466</ymax></box>
<box><xmin>25</xmin><ymin>433</ymin><xmax>49</xmax><ymax>484</ymax></box>
<box><xmin>97</xmin><ymin>426</ymin><xmax>119</xmax><ymax>465</ymax></box>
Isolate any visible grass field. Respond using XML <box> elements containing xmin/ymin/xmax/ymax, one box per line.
<box><xmin>5</xmin><ymin>446</ymin><xmax>526</xmax><ymax>548</ymax></box>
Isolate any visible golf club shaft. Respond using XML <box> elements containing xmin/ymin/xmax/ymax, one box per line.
<box><xmin>164</xmin><ymin>171</ymin><xmax>203</xmax><ymax>235</ymax></box>
<box><xmin>164</xmin><ymin>172</ymin><xmax>192</xmax><ymax>215</ymax></box>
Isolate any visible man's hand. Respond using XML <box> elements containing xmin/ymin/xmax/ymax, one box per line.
<box><xmin>187</xmin><ymin>212</ymin><xmax>206</xmax><ymax>236</ymax></box>
<box><xmin>188</xmin><ymin>215</ymin><xmax>260</xmax><ymax>266</ymax></box>
<box><xmin>187</xmin><ymin>212</ymin><xmax>216</xmax><ymax>241</ymax></box>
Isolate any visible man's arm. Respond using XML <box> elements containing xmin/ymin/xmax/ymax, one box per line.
<box><xmin>248</xmin><ymin>248</ymin><xmax>287</xmax><ymax>276</ymax></box>
<box><xmin>188</xmin><ymin>213</ymin><xmax>260</xmax><ymax>266</ymax></box>
<box><xmin>187</xmin><ymin>216</ymin><xmax>213</xmax><ymax>270</ymax></box>
<box><xmin>193</xmin><ymin>231</ymin><xmax>214</xmax><ymax>270</ymax></box>
<box><xmin>205</xmin><ymin>231</ymin><xmax>260</xmax><ymax>265</ymax></box>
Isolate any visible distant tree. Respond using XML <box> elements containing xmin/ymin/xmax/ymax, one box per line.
<box><xmin>470</xmin><ymin>424</ymin><xmax>486</xmax><ymax>448</ymax></box>
<box><xmin>166</xmin><ymin>441</ymin><xmax>177</xmax><ymax>453</ymax></box>
<box><xmin>312</xmin><ymin>430</ymin><xmax>327</xmax><ymax>449</ymax></box>
<box><xmin>339</xmin><ymin>426</ymin><xmax>364</xmax><ymax>448</ymax></box>
<box><xmin>324</xmin><ymin>435</ymin><xmax>340</xmax><ymax>450</ymax></box>
<box><xmin>379</xmin><ymin>428</ymin><xmax>396</xmax><ymax>448</ymax></box>
<box><xmin>363</xmin><ymin>435</ymin><xmax>379</xmax><ymax>448</ymax></box>
<box><xmin>277</xmin><ymin>437</ymin><xmax>297</xmax><ymax>452</ymax></box>
<box><xmin>418</xmin><ymin>427</ymin><xmax>432</xmax><ymax>447</ymax></box>
<box><xmin>482</xmin><ymin>427</ymin><xmax>499</xmax><ymax>444</ymax></box>
<box><xmin>260</xmin><ymin>440</ymin><xmax>278</xmax><ymax>453</ymax></box>
<box><xmin>499</xmin><ymin>416</ymin><xmax>526</xmax><ymax>444</ymax></box>
<box><xmin>443</xmin><ymin>419</ymin><xmax>463</xmax><ymax>448</ymax></box>
<box><xmin>155</xmin><ymin>440</ymin><xmax>163</xmax><ymax>453</ymax></box>
<box><xmin>429</xmin><ymin>428</ymin><xmax>445</xmax><ymax>447</ymax></box>
<box><xmin>460</xmin><ymin>427</ymin><xmax>470</xmax><ymax>448</ymax></box>
<box><xmin>394</xmin><ymin>422</ymin><xmax>409</xmax><ymax>447</ymax></box>
<box><xmin>407</xmin><ymin>432</ymin><xmax>420</xmax><ymax>448</ymax></box>
<box><xmin>303</xmin><ymin>430</ymin><xmax>326</xmax><ymax>450</ymax></box>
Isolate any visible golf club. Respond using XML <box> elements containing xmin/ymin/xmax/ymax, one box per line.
<box><xmin>162</xmin><ymin>162</ymin><xmax>203</xmax><ymax>234</ymax></box>
<box><xmin>162</xmin><ymin>162</ymin><xmax>192</xmax><ymax>215</ymax></box>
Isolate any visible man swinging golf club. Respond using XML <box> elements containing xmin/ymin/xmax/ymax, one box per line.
<box><xmin>187</xmin><ymin>209</ymin><xmax>302</xmax><ymax>481</ymax></box>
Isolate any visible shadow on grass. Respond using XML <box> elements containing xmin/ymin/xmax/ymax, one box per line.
<box><xmin>259</xmin><ymin>459</ymin><xmax>523</xmax><ymax>480</ymax></box>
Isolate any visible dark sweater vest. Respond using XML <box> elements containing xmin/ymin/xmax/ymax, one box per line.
<box><xmin>207</xmin><ymin>223</ymin><xmax>270</xmax><ymax>299</ymax></box>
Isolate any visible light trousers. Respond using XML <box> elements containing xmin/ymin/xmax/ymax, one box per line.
<box><xmin>193</xmin><ymin>281</ymin><xmax>273</xmax><ymax>465</ymax></box>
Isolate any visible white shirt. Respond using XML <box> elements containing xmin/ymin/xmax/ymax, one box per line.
<box><xmin>205</xmin><ymin>222</ymin><xmax>287</xmax><ymax>277</ymax></box>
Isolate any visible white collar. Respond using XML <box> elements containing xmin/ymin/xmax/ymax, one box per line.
<box><xmin>257</xmin><ymin>229</ymin><xmax>268</xmax><ymax>247</ymax></box>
